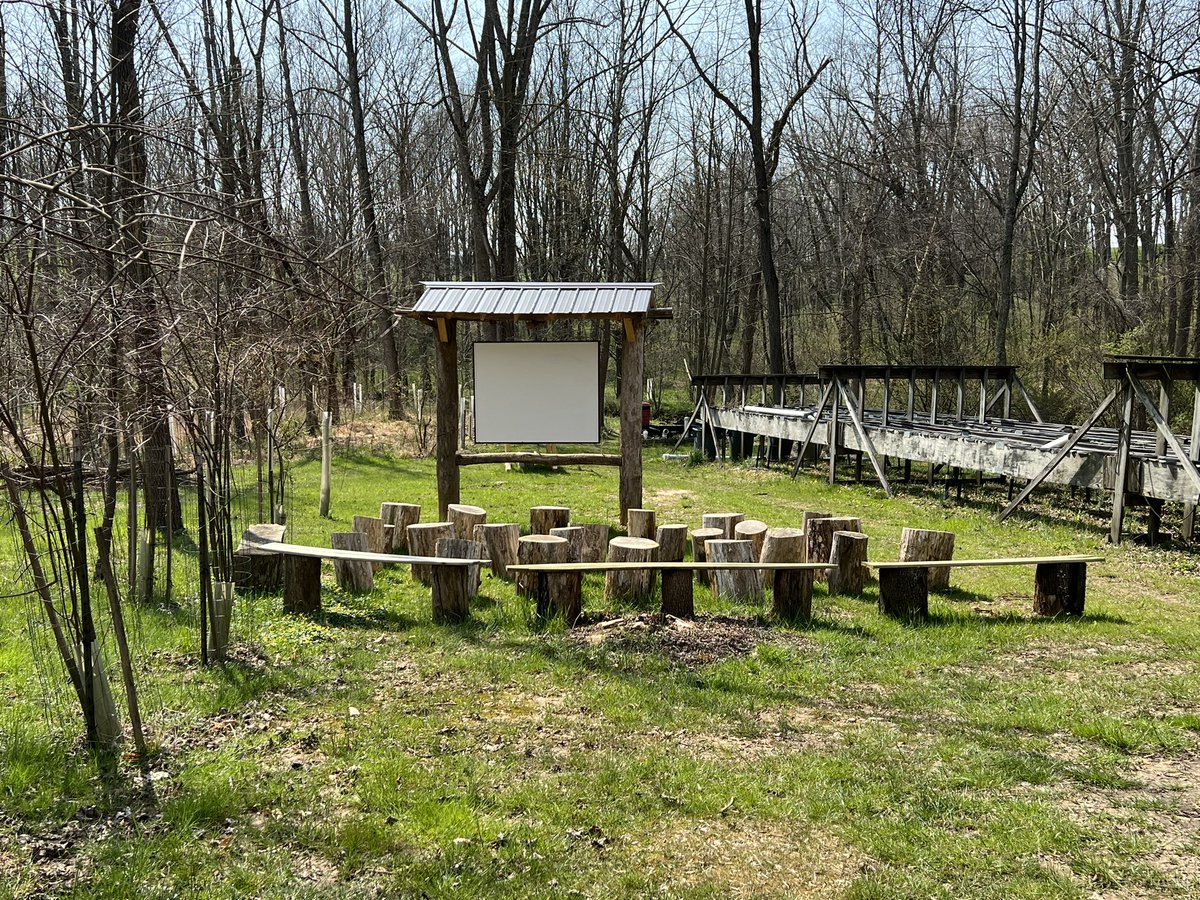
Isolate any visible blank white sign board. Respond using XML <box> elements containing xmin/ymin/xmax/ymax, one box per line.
<box><xmin>473</xmin><ymin>342</ymin><xmax>601</xmax><ymax>444</ymax></box>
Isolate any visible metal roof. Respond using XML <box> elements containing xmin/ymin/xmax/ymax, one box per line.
<box><xmin>407</xmin><ymin>282</ymin><xmax>662</xmax><ymax>320</ymax></box>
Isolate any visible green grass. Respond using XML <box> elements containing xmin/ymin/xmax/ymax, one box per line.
<box><xmin>2</xmin><ymin>443</ymin><xmax>1199</xmax><ymax>898</ymax></box>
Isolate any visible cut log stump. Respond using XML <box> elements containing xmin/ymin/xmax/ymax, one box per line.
<box><xmin>435</xmin><ymin>537</ymin><xmax>485</xmax><ymax>599</ymax></box>
<box><xmin>877</xmin><ymin>567</ymin><xmax>928</xmax><ymax>621</ymax></box>
<box><xmin>708</xmin><ymin>539</ymin><xmax>763</xmax><ymax>603</ymax></box>
<box><xmin>690</xmin><ymin>527</ymin><xmax>723</xmax><ymax>587</ymax></box>
<box><xmin>518</xmin><ymin>535</ymin><xmax>571</xmax><ymax>619</ymax></box>
<box><xmin>408</xmin><ymin>522</ymin><xmax>454</xmax><ymax>585</ymax></box>
<box><xmin>734</xmin><ymin>519</ymin><xmax>769</xmax><ymax>560</ymax></box>
<box><xmin>703</xmin><ymin>512</ymin><xmax>745</xmax><ymax>540</ymax></box>
<box><xmin>604</xmin><ymin>536</ymin><xmax>658</xmax><ymax>604</ymax></box>
<box><xmin>233</xmin><ymin>523</ymin><xmax>285</xmax><ymax>593</ymax></box>
<box><xmin>353</xmin><ymin>515</ymin><xmax>388</xmax><ymax>571</ymax></box>
<box><xmin>380</xmin><ymin>503</ymin><xmax>421</xmax><ymax>552</ymax></box>
<box><xmin>828</xmin><ymin>531</ymin><xmax>868</xmax><ymax>597</ymax></box>
<box><xmin>899</xmin><ymin>527</ymin><xmax>956</xmax><ymax>590</ymax></box>
<box><xmin>762</xmin><ymin>527</ymin><xmax>808</xmax><ymax>618</ymax></box>
<box><xmin>806</xmin><ymin>517</ymin><xmax>862</xmax><ymax>582</ymax></box>
<box><xmin>577</xmin><ymin>524</ymin><xmax>610</xmax><ymax>563</ymax></box>
<box><xmin>448</xmin><ymin>504</ymin><xmax>487</xmax><ymax>541</ymax></box>
<box><xmin>474</xmin><ymin>523</ymin><xmax>520</xmax><ymax>581</ymax></box>
<box><xmin>1033</xmin><ymin>562</ymin><xmax>1087</xmax><ymax>616</ymax></box>
<box><xmin>657</xmin><ymin>524</ymin><xmax>692</xmax><ymax>618</ymax></box>
<box><xmin>628</xmin><ymin>509</ymin><xmax>657</xmax><ymax>542</ymax></box>
<box><xmin>530</xmin><ymin>506</ymin><xmax>570</xmax><ymax>534</ymax></box>
<box><xmin>548</xmin><ymin>527</ymin><xmax>584</xmax><ymax>625</ymax></box>
<box><xmin>331</xmin><ymin>532</ymin><xmax>374</xmax><ymax>593</ymax></box>
<box><xmin>283</xmin><ymin>556</ymin><xmax>322</xmax><ymax>614</ymax></box>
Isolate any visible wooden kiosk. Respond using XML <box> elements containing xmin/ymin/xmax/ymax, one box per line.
<box><xmin>401</xmin><ymin>282</ymin><xmax>670</xmax><ymax>523</ymax></box>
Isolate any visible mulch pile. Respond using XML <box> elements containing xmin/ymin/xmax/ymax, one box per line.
<box><xmin>569</xmin><ymin>613</ymin><xmax>772</xmax><ymax>669</ymax></box>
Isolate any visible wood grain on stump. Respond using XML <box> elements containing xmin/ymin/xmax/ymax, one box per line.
<box><xmin>517</xmin><ymin>534</ymin><xmax>569</xmax><ymax>599</ymax></box>
<box><xmin>233</xmin><ymin>523</ymin><xmax>285</xmax><ymax>592</ymax></box>
<box><xmin>734</xmin><ymin>519</ymin><xmax>769</xmax><ymax>560</ymax></box>
<box><xmin>549</xmin><ymin>526</ymin><xmax>585</xmax><ymax>562</ymax></box>
<box><xmin>530</xmin><ymin>506</ymin><xmax>570</xmax><ymax>534</ymax></box>
<box><xmin>407</xmin><ymin>521</ymin><xmax>454</xmax><ymax>585</ymax></box>
<box><xmin>828</xmin><ymin>531</ymin><xmax>868</xmax><ymax>597</ymax></box>
<box><xmin>448</xmin><ymin>504</ymin><xmax>487</xmax><ymax>541</ymax></box>
<box><xmin>707</xmin><ymin>539</ymin><xmax>763</xmax><ymax>603</ymax></box>
<box><xmin>283</xmin><ymin>555</ymin><xmax>322</xmax><ymax>614</ymax></box>
<box><xmin>702</xmin><ymin>512</ymin><xmax>745</xmax><ymax>540</ymax></box>
<box><xmin>805</xmin><ymin>517</ymin><xmax>862</xmax><ymax>582</ymax></box>
<box><xmin>547</xmin><ymin>528</ymin><xmax>584</xmax><ymax>625</ymax></box>
<box><xmin>878</xmin><ymin>567</ymin><xmax>928</xmax><ymax>621</ymax></box>
<box><xmin>380</xmin><ymin>503</ymin><xmax>421</xmax><ymax>551</ymax></box>
<box><xmin>604</xmin><ymin>536</ymin><xmax>658</xmax><ymax>604</ymax></box>
<box><xmin>436</xmin><ymin>538</ymin><xmax>485</xmax><ymax>598</ymax></box>
<box><xmin>690</xmin><ymin>527</ymin><xmax>723</xmax><ymax>587</ymax></box>
<box><xmin>761</xmin><ymin>526</ymin><xmax>805</xmax><ymax>594</ymax></box>
<box><xmin>474</xmin><ymin>523</ymin><xmax>520</xmax><ymax>581</ymax></box>
<box><xmin>331</xmin><ymin>532</ymin><xmax>374</xmax><ymax>593</ymax></box>
<box><xmin>352</xmin><ymin>515</ymin><xmax>388</xmax><ymax>571</ymax></box>
<box><xmin>657</xmin><ymin>524</ymin><xmax>693</xmax><ymax>618</ymax></box>
<box><xmin>1033</xmin><ymin>562</ymin><xmax>1086</xmax><ymax>616</ymax></box>
<box><xmin>577</xmin><ymin>524</ymin><xmax>610</xmax><ymax>563</ymax></box>
<box><xmin>898</xmin><ymin>527</ymin><xmax>956</xmax><ymax>590</ymax></box>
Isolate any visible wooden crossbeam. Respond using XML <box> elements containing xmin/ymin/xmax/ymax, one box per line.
<box><xmin>996</xmin><ymin>387</ymin><xmax>1119</xmax><ymax>521</ymax></box>
<box><xmin>835</xmin><ymin>379</ymin><xmax>894</xmax><ymax>498</ymax></box>
<box><xmin>671</xmin><ymin>394</ymin><xmax>705</xmax><ymax>453</ymax></box>
<box><xmin>1012</xmin><ymin>374</ymin><xmax>1044</xmax><ymax>423</ymax></box>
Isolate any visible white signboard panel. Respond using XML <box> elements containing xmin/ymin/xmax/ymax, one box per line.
<box><xmin>473</xmin><ymin>341</ymin><xmax>601</xmax><ymax>444</ymax></box>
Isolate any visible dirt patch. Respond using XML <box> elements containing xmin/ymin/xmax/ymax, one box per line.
<box><xmin>569</xmin><ymin>613</ymin><xmax>803</xmax><ymax>670</ymax></box>
<box><xmin>629</xmin><ymin>818</ymin><xmax>868</xmax><ymax>898</ymax></box>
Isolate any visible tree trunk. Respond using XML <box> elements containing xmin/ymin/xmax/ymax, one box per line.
<box><xmin>691</xmin><ymin>527</ymin><xmax>723</xmax><ymax>587</ymax></box>
<box><xmin>578</xmin><ymin>523</ymin><xmax>611</xmax><ymax>563</ymax></box>
<box><xmin>1033</xmin><ymin>561</ymin><xmax>1086</xmax><ymax>616</ymax></box>
<box><xmin>381</xmin><ymin>503</ymin><xmax>421</xmax><ymax>552</ymax></box>
<box><xmin>877</xmin><ymin>567</ymin><xmax>928</xmax><ymax>621</ymax></box>
<box><xmin>530</xmin><ymin>506</ymin><xmax>570</xmax><ymax>534</ymax></box>
<box><xmin>657</xmin><ymin>524</ymin><xmax>693</xmax><ymax>618</ymax></box>
<box><xmin>435</xmin><ymin>538</ymin><xmax>485</xmax><ymax>599</ymax></box>
<box><xmin>805</xmin><ymin>517</ymin><xmax>862</xmax><ymax>581</ymax></box>
<box><xmin>702</xmin><ymin>511</ymin><xmax>745</xmax><ymax>539</ymax></box>
<box><xmin>733</xmin><ymin>519</ymin><xmax>768</xmax><ymax>560</ymax></box>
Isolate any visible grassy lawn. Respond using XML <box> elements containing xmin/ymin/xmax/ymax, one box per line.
<box><xmin>2</xmin><ymin>446</ymin><xmax>1199</xmax><ymax>898</ymax></box>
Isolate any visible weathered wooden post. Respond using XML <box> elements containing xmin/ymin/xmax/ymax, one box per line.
<box><xmin>619</xmin><ymin>317</ymin><xmax>644</xmax><ymax>524</ymax></box>
<box><xmin>319</xmin><ymin>411</ymin><xmax>332</xmax><ymax>518</ymax></box>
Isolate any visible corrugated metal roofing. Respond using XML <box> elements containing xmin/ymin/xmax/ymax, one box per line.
<box><xmin>410</xmin><ymin>282</ymin><xmax>659</xmax><ymax>319</ymax></box>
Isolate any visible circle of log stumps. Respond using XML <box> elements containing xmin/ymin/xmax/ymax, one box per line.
<box><xmin>604</xmin><ymin>536</ymin><xmax>658</xmax><ymax>604</ymax></box>
<box><xmin>656</xmin><ymin>524</ymin><xmax>693</xmax><ymax>618</ymax></box>
<box><xmin>899</xmin><ymin>527</ymin><xmax>955</xmax><ymax>590</ymax></box>
<box><xmin>806</xmin><ymin>516</ymin><xmax>862</xmax><ymax>582</ymax></box>
<box><xmin>448</xmin><ymin>504</ymin><xmax>487</xmax><ymax>541</ymax></box>
<box><xmin>827</xmin><ymin>531</ymin><xmax>869</xmax><ymax>597</ymax></box>
<box><xmin>734</xmin><ymin>519</ymin><xmax>768</xmax><ymax>560</ymax></box>
<box><xmin>331</xmin><ymin>531</ymin><xmax>374</xmax><ymax>593</ymax></box>
<box><xmin>761</xmin><ymin>527</ymin><xmax>810</xmax><ymax>620</ymax></box>
<box><xmin>380</xmin><ymin>503</ymin><xmax>421</xmax><ymax>552</ymax></box>
<box><xmin>530</xmin><ymin>506</ymin><xmax>570</xmax><ymax>534</ymax></box>
<box><xmin>408</xmin><ymin>521</ymin><xmax>454</xmax><ymax>585</ymax></box>
<box><xmin>474</xmin><ymin>523</ymin><xmax>520</xmax><ymax>581</ymax></box>
<box><xmin>707</xmin><ymin>539</ymin><xmax>763</xmax><ymax>603</ymax></box>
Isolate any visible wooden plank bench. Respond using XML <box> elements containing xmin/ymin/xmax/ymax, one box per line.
<box><xmin>244</xmin><ymin>537</ymin><xmax>488</xmax><ymax>618</ymax></box>
<box><xmin>507</xmin><ymin>560</ymin><xmax>834</xmax><ymax>623</ymax></box>
<box><xmin>865</xmin><ymin>554</ymin><xmax>1104</xmax><ymax>621</ymax></box>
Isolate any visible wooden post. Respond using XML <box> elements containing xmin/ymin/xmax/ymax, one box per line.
<box><xmin>828</xmin><ymin>380</ymin><xmax>840</xmax><ymax>484</ymax></box>
<box><xmin>898</xmin><ymin>527</ymin><xmax>956</xmax><ymax>590</ymax></box>
<box><xmin>690</xmin><ymin>527</ymin><xmax>723</xmax><ymax>587</ymax></box>
<box><xmin>604</xmin><ymin>536</ymin><xmax>658</xmax><ymax>603</ymax></box>
<box><xmin>1033</xmin><ymin>562</ymin><xmax>1087</xmax><ymax>617</ymax></box>
<box><xmin>435</xmin><ymin>317</ymin><xmax>460</xmax><ymax>519</ymax></box>
<box><xmin>447</xmin><ymin>503</ymin><xmax>487</xmax><ymax>541</ymax></box>
<box><xmin>877</xmin><ymin>567</ymin><xmax>928</xmax><ymax>621</ymax></box>
<box><xmin>531</xmin><ymin>505</ymin><xmax>570</xmax><ymax>534</ymax></box>
<box><xmin>209</xmin><ymin>581</ymin><xmax>234</xmax><ymax>661</ymax></box>
<box><xmin>1110</xmin><ymin>378</ymin><xmax>1135</xmax><ymax>545</ymax></box>
<box><xmin>577</xmin><ymin>523</ymin><xmax>610</xmax><ymax>563</ymax></box>
<box><xmin>381</xmin><ymin>503</ymin><xmax>421</xmax><ymax>552</ymax></box>
<box><xmin>619</xmin><ymin>317</ymin><xmax>644</xmax><ymax>524</ymax></box>
<box><xmin>319</xmin><ymin>411</ymin><xmax>332</xmax><ymax>518</ymax></box>
<box><xmin>475</xmin><ymin>523</ymin><xmax>521</xmax><ymax>581</ymax></box>
<box><xmin>1184</xmin><ymin>383</ymin><xmax>1200</xmax><ymax>540</ymax></box>
<box><xmin>763</xmin><ymin>528</ymin><xmax>809</xmax><ymax>619</ymax></box>
<box><xmin>331</xmin><ymin>532</ymin><xmax>373</xmax><ymax>592</ymax></box>
<box><xmin>828</xmin><ymin>531</ymin><xmax>868</xmax><ymax>597</ymax></box>
<box><xmin>657</xmin><ymin>524</ymin><xmax>693</xmax><ymax>618</ymax></box>
<box><xmin>284</xmin><ymin>556</ymin><xmax>322</xmax><ymax>613</ymax></box>
<box><xmin>707</xmin><ymin>540</ymin><xmax>763</xmax><ymax>603</ymax></box>
<box><xmin>733</xmin><ymin>519</ymin><xmax>768</xmax><ymax>560</ymax></box>
<box><xmin>408</xmin><ymin>521</ymin><xmax>454</xmax><ymax>584</ymax></box>
<box><xmin>702</xmin><ymin>512</ymin><xmax>745</xmax><ymax>539</ymax></box>
<box><xmin>627</xmin><ymin>508</ymin><xmax>657</xmax><ymax>541</ymax></box>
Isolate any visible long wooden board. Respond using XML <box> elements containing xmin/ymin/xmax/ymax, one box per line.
<box><xmin>508</xmin><ymin>561</ymin><xmax>834</xmax><ymax>573</ymax></box>
<box><xmin>866</xmin><ymin>555</ymin><xmax>1103</xmax><ymax>569</ymax></box>
<box><xmin>252</xmin><ymin>540</ymin><xmax>487</xmax><ymax>567</ymax></box>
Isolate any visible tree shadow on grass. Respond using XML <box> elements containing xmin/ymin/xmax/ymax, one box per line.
<box><xmin>311</xmin><ymin>603</ymin><xmax>419</xmax><ymax>632</ymax></box>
